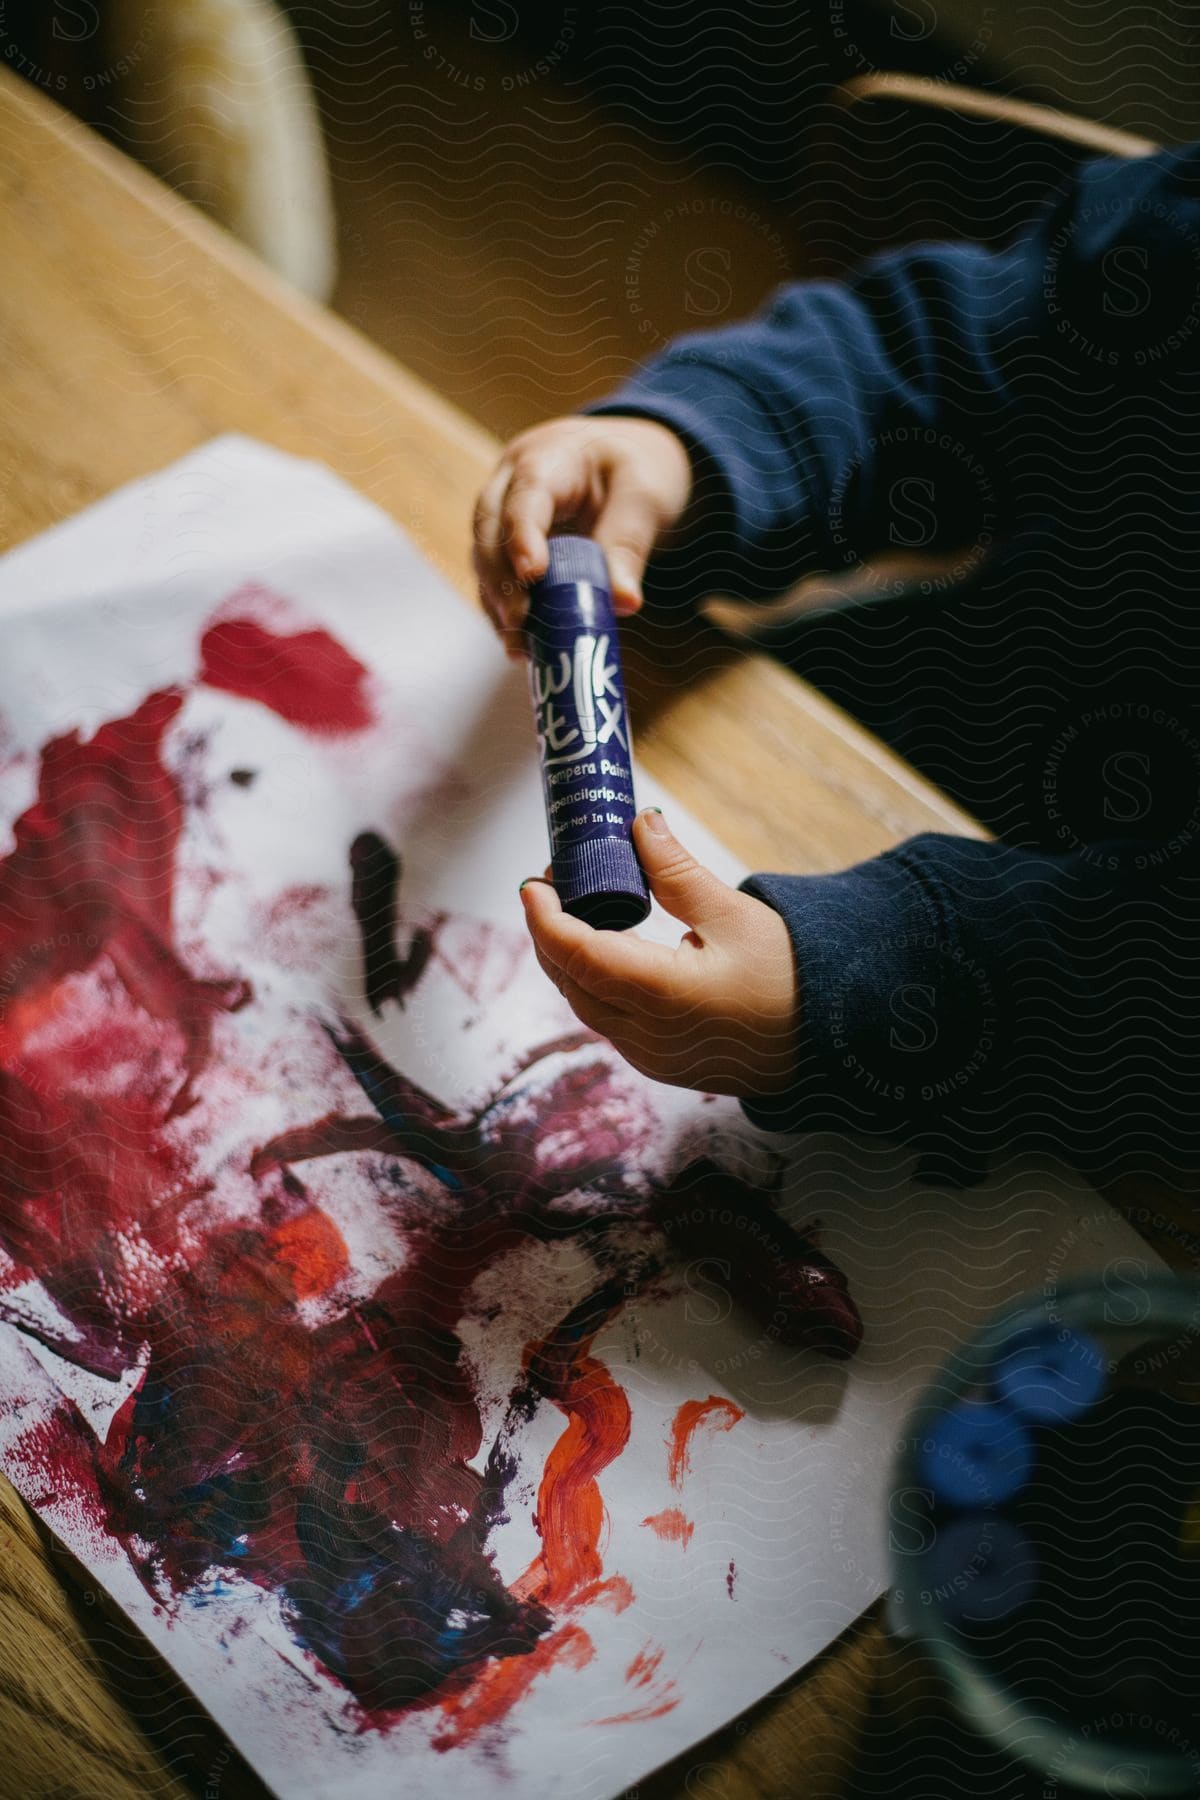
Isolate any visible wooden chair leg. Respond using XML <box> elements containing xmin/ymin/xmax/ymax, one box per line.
<box><xmin>832</xmin><ymin>73</ymin><xmax>1161</xmax><ymax>161</ymax></box>
<box><xmin>103</xmin><ymin>0</ymin><xmax>338</xmax><ymax>300</ymax></box>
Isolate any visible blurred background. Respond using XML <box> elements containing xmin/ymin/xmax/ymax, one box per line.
<box><xmin>3</xmin><ymin>0</ymin><xmax>1198</xmax><ymax>442</ymax></box>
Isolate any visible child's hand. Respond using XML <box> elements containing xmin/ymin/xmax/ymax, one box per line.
<box><xmin>473</xmin><ymin>415</ymin><xmax>693</xmax><ymax>656</ymax></box>
<box><xmin>519</xmin><ymin>809</ymin><xmax>800</xmax><ymax>1098</ymax></box>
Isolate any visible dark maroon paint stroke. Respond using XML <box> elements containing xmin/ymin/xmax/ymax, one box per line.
<box><xmin>650</xmin><ymin>1165</ymin><xmax>863</xmax><ymax>1361</ymax></box>
<box><xmin>0</xmin><ymin>617</ymin><xmax>862</xmax><ymax>1738</ymax></box>
<box><xmin>349</xmin><ymin>831</ymin><xmax>443</xmax><ymax>1015</ymax></box>
<box><xmin>0</xmin><ymin>689</ymin><xmax>248</xmax><ymax>1121</ymax></box>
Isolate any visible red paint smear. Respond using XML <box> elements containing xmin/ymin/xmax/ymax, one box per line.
<box><xmin>0</xmin><ymin>1072</ymin><xmax>202</xmax><ymax>1372</ymax></box>
<box><xmin>727</xmin><ymin>1559</ymin><xmax>737</xmax><ymax>1600</ymax></box>
<box><xmin>641</xmin><ymin>1508</ymin><xmax>694</xmax><ymax>1548</ymax></box>
<box><xmin>200</xmin><ymin>617</ymin><xmax>373</xmax><ymax>734</ymax></box>
<box><xmin>433</xmin><ymin>1623</ymin><xmax>594</xmax><ymax>1751</ymax></box>
<box><xmin>0</xmin><ymin>689</ymin><xmax>248</xmax><ymax>1118</ymax></box>
<box><xmin>6</xmin><ymin>1401</ymin><xmax>106</xmax><ymax>1517</ymax></box>
<box><xmin>0</xmin><ymin>1255</ymin><xmax>28</xmax><ymax>1293</ymax></box>
<box><xmin>667</xmin><ymin>1396</ymin><xmax>745</xmax><ymax>1488</ymax></box>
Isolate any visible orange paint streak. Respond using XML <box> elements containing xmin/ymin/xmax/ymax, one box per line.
<box><xmin>640</xmin><ymin>1507</ymin><xmax>694</xmax><ymax>1547</ymax></box>
<box><xmin>0</xmin><ymin>984</ymin><xmax>72</xmax><ymax>1059</ymax></box>
<box><xmin>516</xmin><ymin>1353</ymin><xmax>632</xmax><ymax>1611</ymax></box>
<box><xmin>595</xmin><ymin>1637</ymin><xmax>680</xmax><ymax>1725</ymax></box>
<box><xmin>667</xmin><ymin>1395</ymin><xmax>744</xmax><ymax>1487</ymax></box>
<box><xmin>267</xmin><ymin>1208</ymin><xmax>349</xmax><ymax>1299</ymax></box>
<box><xmin>433</xmin><ymin>1624</ymin><xmax>594</xmax><ymax>1750</ymax></box>
<box><xmin>625</xmin><ymin>1643</ymin><xmax>665</xmax><ymax>1688</ymax></box>
<box><xmin>438</xmin><ymin>1321</ymin><xmax>632</xmax><ymax>1744</ymax></box>
<box><xmin>591</xmin><ymin>1695</ymin><xmax>680</xmax><ymax>1725</ymax></box>
<box><xmin>577</xmin><ymin>1574</ymin><xmax>634</xmax><ymax>1614</ymax></box>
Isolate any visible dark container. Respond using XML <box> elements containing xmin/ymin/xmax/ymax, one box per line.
<box><xmin>526</xmin><ymin>536</ymin><xmax>650</xmax><ymax>930</ymax></box>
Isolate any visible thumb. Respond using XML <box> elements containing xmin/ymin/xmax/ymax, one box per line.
<box><xmin>594</xmin><ymin>472</ymin><xmax>660</xmax><ymax>611</ymax></box>
<box><xmin>633</xmin><ymin>809</ymin><xmax>737</xmax><ymax>933</ymax></box>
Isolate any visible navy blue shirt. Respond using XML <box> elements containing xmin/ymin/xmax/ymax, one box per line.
<box><xmin>586</xmin><ymin>147</ymin><xmax>1200</xmax><ymax>1183</ymax></box>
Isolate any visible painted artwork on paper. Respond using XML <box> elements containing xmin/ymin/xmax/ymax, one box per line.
<box><xmin>0</xmin><ymin>440</ymin><xmax>1151</xmax><ymax>1800</ymax></box>
<box><xmin>0</xmin><ymin>442</ymin><xmax>868</xmax><ymax>1800</ymax></box>
<box><xmin>0</xmin><ymin>612</ymin><xmax>855</xmax><ymax>1722</ymax></box>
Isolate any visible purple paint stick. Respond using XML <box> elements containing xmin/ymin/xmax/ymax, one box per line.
<box><xmin>526</xmin><ymin>536</ymin><xmax>650</xmax><ymax>930</ymax></box>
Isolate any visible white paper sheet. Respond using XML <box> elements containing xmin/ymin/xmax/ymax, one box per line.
<box><xmin>0</xmin><ymin>437</ymin><xmax>1162</xmax><ymax>1800</ymax></box>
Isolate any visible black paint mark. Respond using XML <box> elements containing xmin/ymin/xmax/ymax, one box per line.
<box><xmin>350</xmin><ymin>830</ymin><xmax>440</xmax><ymax>1014</ymax></box>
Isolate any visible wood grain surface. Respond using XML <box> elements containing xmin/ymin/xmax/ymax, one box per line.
<box><xmin>0</xmin><ymin>58</ymin><xmax>1171</xmax><ymax>1800</ymax></box>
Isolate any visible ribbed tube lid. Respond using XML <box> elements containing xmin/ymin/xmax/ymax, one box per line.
<box><xmin>554</xmin><ymin>835</ymin><xmax>650</xmax><ymax>931</ymax></box>
<box><xmin>541</xmin><ymin>535</ymin><xmax>610</xmax><ymax>591</ymax></box>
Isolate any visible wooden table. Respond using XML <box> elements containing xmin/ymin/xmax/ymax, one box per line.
<box><xmin>0</xmin><ymin>62</ymin><xmax>992</xmax><ymax>1800</ymax></box>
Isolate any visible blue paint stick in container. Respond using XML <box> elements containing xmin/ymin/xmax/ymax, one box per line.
<box><xmin>526</xmin><ymin>535</ymin><xmax>651</xmax><ymax>930</ymax></box>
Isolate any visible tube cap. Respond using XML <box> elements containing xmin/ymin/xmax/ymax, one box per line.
<box><xmin>924</xmin><ymin>1518</ymin><xmax>1040</xmax><ymax>1626</ymax></box>
<box><xmin>542</xmin><ymin>535</ymin><xmax>610</xmax><ymax>590</ymax></box>
<box><xmin>555</xmin><ymin>835</ymin><xmax>650</xmax><ymax>931</ymax></box>
<box><xmin>994</xmin><ymin>1324</ymin><xmax>1107</xmax><ymax>1424</ymax></box>
<box><xmin>919</xmin><ymin>1398</ymin><xmax>1033</xmax><ymax>1509</ymax></box>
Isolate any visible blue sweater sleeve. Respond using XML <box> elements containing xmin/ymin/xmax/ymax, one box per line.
<box><xmin>585</xmin><ymin>241</ymin><xmax>1016</xmax><ymax>604</ymax></box>
<box><xmin>583</xmin><ymin>145</ymin><xmax>1200</xmax><ymax>607</ymax></box>
<box><xmin>580</xmin><ymin>145</ymin><xmax>1200</xmax><ymax>1177</ymax></box>
<box><xmin>737</xmin><ymin>837</ymin><xmax>1200</xmax><ymax>1184</ymax></box>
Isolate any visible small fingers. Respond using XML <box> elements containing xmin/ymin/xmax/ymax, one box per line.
<box><xmin>522</xmin><ymin>887</ymin><xmax>631</xmax><ymax>1033</ymax></box>
<box><xmin>519</xmin><ymin>881</ymin><xmax>720</xmax><ymax>1086</ymax></box>
<box><xmin>519</xmin><ymin>878</ymin><xmax>676</xmax><ymax>1005</ymax></box>
<box><xmin>491</xmin><ymin>434</ymin><xmax>592</xmax><ymax>628</ymax></box>
<box><xmin>593</xmin><ymin>472</ymin><xmax>661</xmax><ymax>614</ymax></box>
<box><xmin>631</xmin><ymin>809</ymin><xmax>740</xmax><ymax>935</ymax></box>
<box><xmin>503</xmin><ymin>466</ymin><xmax>556</xmax><ymax>588</ymax></box>
<box><xmin>538</xmin><ymin>953</ymin><xmax>628</xmax><ymax>1039</ymax></box>
<box><xmin>474</xmin><ymin>441</ymin><xmax>583</xmax><ymax>643</ymax></box>
<box><xmin>472</xmin><ymin>465</ymin><xmax>527</xmax><ymax>647</ymax></box>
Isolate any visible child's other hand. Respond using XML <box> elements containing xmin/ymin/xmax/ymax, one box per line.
<box><xmin>519</xmin><ymin>810</ymin><xmax>799</xmax><ymax>1098</ymax></box>
<box><xmin>473</xmin><ymin>415</ymin><xmax>693</xmax><ymax>656</ymax></box>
